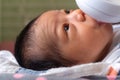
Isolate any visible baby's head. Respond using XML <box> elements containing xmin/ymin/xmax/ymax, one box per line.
<box><xmin>15</xmin><ymin>9</ymin><xmax>113</xmax><ymax>70</ymax></box>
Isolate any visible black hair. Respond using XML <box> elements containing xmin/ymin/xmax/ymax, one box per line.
<box><xmin>14</xmin><ymin>17</ymin><xmax>38</xmax><ymax>68</ymax></box>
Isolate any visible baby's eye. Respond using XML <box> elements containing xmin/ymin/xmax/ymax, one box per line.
<box><xmin>64</xmin><ymin>10</ymin><xmax>70</xmax><ymax>14</ymax></box>
<box><xmin>64</xmin><ymin>24</ymin><xmax>69</xmax><ymax>31</ymax></box>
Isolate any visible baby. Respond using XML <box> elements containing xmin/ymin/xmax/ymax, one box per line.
<box><xmin>14</xmin><ymin>9</ymin><xmax>116</xmax><ymax>71</ymax></box>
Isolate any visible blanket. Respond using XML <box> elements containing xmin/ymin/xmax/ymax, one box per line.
<box><xmin>0</xmin><ymin>50</ymin><xmax>120</xmax><ymax>80</ymax></box>
<box><xmin>0</xmin><ymin>73</ymin><xmax>120</xmax><ymax>80</ymax></box>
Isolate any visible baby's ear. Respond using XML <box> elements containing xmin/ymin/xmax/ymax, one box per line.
<box><xmin>29</xmin><ymin>60</ymin><xmax>62</xmax><ymax>71</ymax></box>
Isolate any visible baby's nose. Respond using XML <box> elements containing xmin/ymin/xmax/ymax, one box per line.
<box><xmin>68</xmin><ymin>9</ymin><xmax>85</xmax><ymax>22</ymax></box>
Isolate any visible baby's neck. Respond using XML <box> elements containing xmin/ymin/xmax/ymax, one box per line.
<box><xmin>96</xmin><ymin>40</ymin><xmax>112</xmax><ymax>62</ymax></box>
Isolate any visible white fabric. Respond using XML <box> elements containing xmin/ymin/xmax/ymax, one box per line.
<box><xmin>39</xmin><ymin>62</ymin><xmax>110</xmax><ymax>78</ymax></box>
<box><xmin>75</xmin><ymin>0</ymin><xmax>120</xmax><ymax>23</ymax></box>
<box><xmin>0</xmin><ymin>50</ymin><xmax>110</xmax><ymax>77</ymax></box>
<box><xmin>102</xmin><ymin>25</ymin><xmax>120</xmax><ymax>63</ymax></box>
<box><xmin>0</xmin><ymin>50</ymin><xmax>20</xmax><ymax>73</ymax></box>
<box><xmin>0</xmin><ymin>50</ymin><xmax>120</xmax><ymax>78</ymax></box>
<box><xmin>102</xmin><ymin>44</ymin><xmax>120</xmax><ymax>63</ymax></box>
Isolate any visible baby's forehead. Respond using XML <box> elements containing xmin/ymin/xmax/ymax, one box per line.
<box><xmin>33</xmin><ymin>10</ymin><xmax>59</xmax><ymax>27</ymax></box>
<box><xmin>33</xmin><ymin>10</ymin><xmax>59</xmax><ymax>31</ymax></box>
<box><xmin>39</xmin><ymin>10</ymin><xmax>59</xmax><ymax>20</ymax></box>
<box><xmin>32</xmin><ymin>10</ymin><xmax>58</xmax><ymax>40</ymax></box>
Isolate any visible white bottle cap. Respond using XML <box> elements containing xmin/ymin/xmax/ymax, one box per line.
<box><xmin>75</xmin><ymin>0</ymin><xmax>120</xmax><ymax>23</ymax></box>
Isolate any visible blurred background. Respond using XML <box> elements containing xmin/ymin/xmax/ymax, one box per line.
<box><xmin>0</xmin><ymin>0</ymin><xmax>78</xmax><ymax>53</ymax></box>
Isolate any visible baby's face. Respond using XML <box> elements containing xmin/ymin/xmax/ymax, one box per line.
<box><xmin>35</xmin><ymin>9</ymin><xmax>113</xmax><ymax>64</ymax></box>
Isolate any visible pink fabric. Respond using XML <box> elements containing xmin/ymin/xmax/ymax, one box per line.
<box><xmin>13</xmin><ymin>74</ymin><xmax>24</xmax><ymax>79</ymax></box>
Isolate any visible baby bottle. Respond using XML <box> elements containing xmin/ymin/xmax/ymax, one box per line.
<box><xmin>75</xmin><ymin>0</ymin><xmax>120</xmax><ymax>24</ymax></box>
